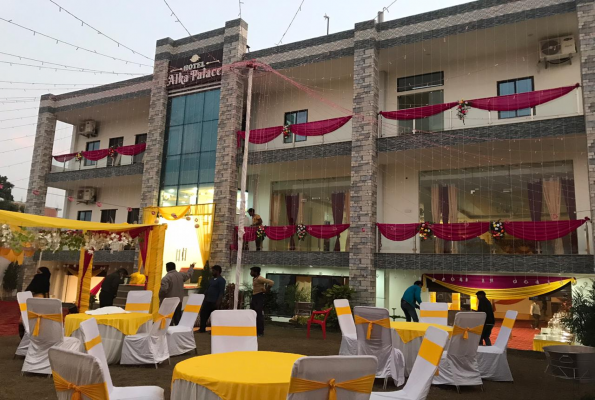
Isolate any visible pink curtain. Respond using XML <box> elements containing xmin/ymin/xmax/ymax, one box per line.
<box><xmin>290</xmin><ymin>116</ymin><xmax>352</xmax><ymax>136</ymax></box>
<box><xmin>82</xmin><ymin>149</ymin><xmax>110</xmax><ymax>161</ymax></box>
<box><xmin>236</xmin><ymin>126</ymin><xmax>284</xmax><ymax>146</ymax></box>
<box><xmin>116</xmin><ymin>143</ymin><xmax>147</xmax><ymax>156</ymax></box>
<box><xmin>431</xmin><ymin>222</ymin><xmax>489</xmax><ymax>241</ymax></box>
<box><xmin>380</xmin><ymin>102</ymin><xmax>458</xmax><ymax>120</ymax></box>
<box><xmin>506</xmin><ymin>219</ymin><xmax>588</xmax><ymax>241</ymax></box>
<box><xmin>285</xmin><ymin>195</ymin><xmax>299</xmax><ymax>250</ymax></box>
<box><xmin>53</xmin><ymin>153</ymin><xmax>77</xmax><ymax>162</ymax></box>
<box><xmin>377</xmin><ymin>223</ymin><xmax>419</xmax><ymax>241</ymax></box>
<box><xmin>306</xmin><ymin>224</ymin><xmax>350</xmax><ymax>239</ymax></box>
<box><xmin>468</xmin><ymin>84</ymin><xmax>579</xmax><ymax>111</ymax></box>
<box><xmin>264</xmin><ymin>225</ymin><xmax>296</xmax><ymax>240</ymax></box>
<box><xmin>332</xmin><ymin>192</ymin><xmax>345</xmax><ymax>251</ymax></box>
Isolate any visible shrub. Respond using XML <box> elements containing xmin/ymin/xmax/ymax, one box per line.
<box><xmin>2</xmin><ymin>261</ymin><xmax>19</xmax><ymax>293</ymax></box>
<box><xmin>322</xmin><ymin>284</ymin><xmax>356</xmax><ymax>329</ymax></box>
<box><xmin>562</xmin><ymin>280</ymin><xmax>595</xmax><ymax>347</ymax></box>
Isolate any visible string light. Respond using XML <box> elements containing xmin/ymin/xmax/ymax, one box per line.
<box><xmin>0</xmin><ymin>60</ymin><xmax>146</xmax><ymax>76</ymax></box>
<box><xmin>161</xmin><ymin>0</ymin><xmax>193</xmax><ymax>37</ymax></box>
<box><xmin>276</xmin><ymin>0</ymin><xmax>306</xmax><ymax>46</ymax></box>
<box><xmin>0</xmin><ymin>80</ymin><xmax>101</xmax><ymax>86</ymax></box>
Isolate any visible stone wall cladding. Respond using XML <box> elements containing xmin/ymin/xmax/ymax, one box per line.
<box><xmin>349</xmin><ymin>23</ymin><xmax>379</xmax><ymax>306</ymax></box>
<box><xmin>375</xmin><ymin>253</ymin><xmax>595</xmax><ymax>275</ymax></box>
<box><xmin>46</xmin><ymin>163</ymin><xmax>144</xmax><ymax>183</ymax></box>
<box><xmin>210</xmin><ymin>20</ymin><xmax>248</xmax><ymax>276</ymax></box>
<box><xmin>240</xmin><ymin>251</ymin><xmax>349</xmax><ymax>268</ymax></box>
<box><xmin>248</xmin><ymin>142</ymin><xmax>352</xmax><ymax>165</ymax></box>
<box><xmin>51</xmin><ymin>75</ymin><xmax>153</xmax><ymax>101</ymax></box>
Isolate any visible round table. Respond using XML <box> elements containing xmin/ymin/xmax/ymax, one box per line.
<box><xmin>390</xmin><ymin>321</ymin><xmax>453</xmax><ymax>375</ymax></box>
<box><xmin>65</xmin><ymin>313</ymin><xmax>153</xmax><ymax>364</ymax></box>
<box><xmin>171</xmin><ymin>351</ymin><xmax>304</xmax><ymax>400</ymax></box>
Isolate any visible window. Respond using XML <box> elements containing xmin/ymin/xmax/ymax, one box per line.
<box><xmin>107</xmin><ymin>137</ymin><xmax>124</xmax><ymax>167</ymax></box>
<box><xmin>127</xmin><ymin>208</ymin><xmax>140</xmax><ymax>224</ymax></box>
<box><xmin>284</xmin><ymin>110</ymin><xmax>308</xmax><ymax>143</ymax></box>
<box><xmin>100</xmin><ymin>209</ymin><xmax>117</xmax><ymax>223</ymax></box>
<box><xmin>77</xmin><ymin>210</ymin><xmax>92</xmax><ymax>221</ymax></box>
<box><xmin>133</xmin><ymin>133</ymin><xmax>147</xmax><ymax>164</ymax></box>
<box><xmin>497</xmin><ymin>77</ymin><xmax>534</xmax><ymax>119</ymax></box>
<box><xmin>84</xmin><ymin>141</ymin><xmax>100</xmax><ymax>166</ymax></box>
<box><xmin>397</xmin><ymin>71</ymin><xmax>444</xmax><ymax>92</ymax></box>
<box><xmin>398</xmin><ymin>90</ymin><xmax>444</xmax><ymax>133</ymax></box>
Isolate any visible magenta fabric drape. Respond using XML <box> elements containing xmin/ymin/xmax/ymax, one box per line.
<box><xmin>116</xmin><ymin>142</ymin><xmax>147</xmax><ymax>156</ymax></box>
<box><xmin>290</xmin><ymin>116</ymin><xmax>352</xmax><ymax>136</ymax></box>
<box><xmin>233</xmin><ymin>226</ymin><xmax>257</xmax><ymax>242</ymax></box>
<box><xmin>236</xmin><ymin>126</ymin><xmax>284</xmax><ymax>146</ymax></box>
<box><xmin>331</xmin><ymin>192</ymin><xmax>345</xmax><ymax>251</ymax></box>
<box><xmin>380</xmin><ymin>102</ymin><xmax>458</xmax><ymax>120</ymax></box>
<box><xmin>431</xmin><ymin>222</ymin><xmax>490</xmax><ymax>241</ymax></box>
<box><xmin>53</xmin><ymin>143</ymin><xmax>147</xmax><ymax>162</ymax></box>
<box><xmin>468</xmin><ymin>84</ymin><xmax>579</xmax><ymax>111</ymax></box>
<box><xmin>285</xmin><ymin>195</ymin><xmax>299</xmax><ymax>250</ymax></box>
<box><xmin>306</xmin><ymin>224</ymin><xmax>350</xmax><ymax>239</ymax></box>
<box><xmin>527</xmin><ymin>180</ymin><xmax>543</xmax><ymax>222</ymax></box>
<box><xmin>80</xmin><ymin>149</ymin><xmax>110</xmax><ymax>161</ymax></box>
<box><xmin>264</xmin><ymin>225</ymin><xmax>296</xmax><ymax>240</ymax></box>
<box><xmin>506</xmin><ymin>219</ymin><xmax>588</xmax><ymax>241</ymax></box>
<box><xmin>377</xmin><ymin>223</ymin><xmax>420</xmax><ymax>241</ymax></box>
<box><xmin>424</xmin><ymin>274</ymin><xmax>570</xmax><ymax>289</ymax></box>
<box><xmin>53</xmin><ymin>153</ymin><xmax>77</xmax><ymax>163</ymax></box>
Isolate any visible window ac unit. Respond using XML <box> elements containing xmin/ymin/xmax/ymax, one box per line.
<box><xmin>77</xmin><ymin>120</ymin><xmax>97</xmax><ymax>137</ymax></box>
<box><xmin>539</xmin><ymin>36</ymin><xmax>576</xmax><ymax>61</ymax></box>
<box><xmin>76</xmin><ymin>187</ymin><xmax>96</xmax><ymax>203</ymax></box>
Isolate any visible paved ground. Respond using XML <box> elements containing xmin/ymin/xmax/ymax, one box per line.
<box><xmin>1</xmin><ymin>324</ymin><xmax>594</xmax><ymax>400</ymax></box>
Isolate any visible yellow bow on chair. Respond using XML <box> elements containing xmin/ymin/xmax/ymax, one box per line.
<box><xmin>289</xmin><ymin>374</ymin><xmax>375</xmax><ymax>400</ymax></box>
<box><xmin>452</xmin><ymin>324</ymin><xmax>484</xmax><ymax>340</ymax></box>
<box><xmin>52</xmin><ymin>370</ymin><xmax>108</xmax><ymax>400</ymax></box>
<box><xmin>27</xmin><ymin>311</ymin><xmax>63</xmax><ymax>337</ymax></box>
<box><xmin>153</xmin><ymin>312</ymin><xmax>174</xmax><ymax>329</ymax></box>
<box><xmin>354</xmin><ymin>315</ymin><xmax>391</xmax><ymax>339</ymax></box>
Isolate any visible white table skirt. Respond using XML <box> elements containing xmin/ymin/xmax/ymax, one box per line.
<box><xmin>391</xmin><ymin>331</ymin><xmax>423</xmax><ymax>376</ymax></box>
<box><xmin>171</xmin><ymin>380</ymin><xmax>222</xmax><ymax>400</ymax></box>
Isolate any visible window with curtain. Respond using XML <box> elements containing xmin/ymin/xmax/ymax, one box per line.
<box><xmin>100</xmin><ymin>209</ymin><xmax>117</xmax><ymax>223</ymax></box>
<box><xmin>284</xmin><ymin>110</ymin><xmax>308</xmax><ymax>143</ymax></box>
<box><xmin>497</xmin><ymin>77</ymin><xmax>534</xmax><ymax>119</ymax></box>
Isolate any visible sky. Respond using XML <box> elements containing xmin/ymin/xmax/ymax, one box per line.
<box><xmin>0</xmin><ymin>0</ymin><xmax>472</xmax><ymax>213</ymax></box>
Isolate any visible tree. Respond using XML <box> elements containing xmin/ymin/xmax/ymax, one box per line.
<box><xmin>2</xmin><ymin>262</ymin><xmax>20</xmax><ymax>293</ymax></box>
<box><xmin>562</xmin><ymin>280</ymin><xmax>595</xmax><ymax>347</ymax></box>
<box><xmin>0</xmin><ymin>176</ymin><xmax>21</xmax><ymax>212</ymax></box>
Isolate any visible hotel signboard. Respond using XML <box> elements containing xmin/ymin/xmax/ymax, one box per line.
<box><xmin>167</xmin><ymin>49</ymin><xmax>223</xmax><ymax>90</ymax></box>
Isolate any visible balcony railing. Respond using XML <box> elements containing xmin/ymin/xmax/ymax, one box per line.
<box><xmin>50</xmin><ymin>143</ymin><xmax>146</xmax><ymax>173</ymax></box>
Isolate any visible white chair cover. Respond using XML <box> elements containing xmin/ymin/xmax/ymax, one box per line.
<box><xmin>22</xmin><ymin>298</ymin><xmax>81</xmax><ymax>375</ymax></box>
<box><xmin>125</xmin><ymin>290</ymin><xmax>153</xmax><ymax>313</ymax></box>
<box><xmin>211</xmin><ymin>310</ymin><xmax>257</xmax><ymax>354</ymax></box>
<box><xmin>433</xmin><ymin>312</ymin><xmax>486</xmax><ymax>387</ymax></box>
<box><xmin>287</xmin><ymin>356</ymin><xmax>377</xmax><ymax>400</ymax></box>
<box><xmin>78</xmin><ymin>319</ymin><xmax>165</xmax><ymax>399</ymax></box>
<box><xmin>334</xmin><ymin>299</ymin><xmax>358</xmax><ymax>356</ymax></box>
<box><xmin>15</xmin><ymin>291</ymin><xmax>32</xmax><ymax>356</ymax></box>
<box><xmin>419</xmin><ymin>303</ymin><xmax>449</xmax><ymax>326</ymax></box>
<box><xmin>48</xmin><ymin>347</ymin><xmax>109</xmax><ymax>400</ymax></box>
<box><xmin>370</xmin><ymin>327</ymin><xmax>450</xmax><ymax>400</ymax></box>
<box><xmin>353</xmin><ymin>307</ymin><xmax>405</xmax><ymax>387</ymax></box>
<box><xmin>167</xmin><ymin>294</ymin><xmax>204</xmax><ymax>356</ymax></box>
<box><xmin>477</xmin><ymin>310</ymin><xmax>518</xmax><ymax>382</ymax></box>
<box><xmin>120</xmin><ymin>297</ymin><xmax>179</xmax><ymax>367</ymax></box>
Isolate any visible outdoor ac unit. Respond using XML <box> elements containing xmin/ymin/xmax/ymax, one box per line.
<box><xmin>76</xmin><ymin>187</ymin><xmax>96</xmax><ymax>203</ymax></box>
<box><xmin>77</xmin><ymin>120</ymin><xmax>97</xmax><ymax>137</ymax></box>
<box><xmin>539</xmin><ymin>36</ymin><xmax>576</xmax><ymax>61</ymax></box>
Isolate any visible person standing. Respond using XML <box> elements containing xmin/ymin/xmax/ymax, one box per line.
<box><xmin>250</xmin><ymin>267</ymin><xmax>274</xmax><ymax>336</ymax></box>
<box><xmin>530</xmin><ymin>299</ymin><xmax>541</xmax><ymax>330</ymax></box>
<box><xmin>26</xmin><ymin>267</ymin><xmax>52</xmax><ymax>298</ymax></box>
<box><xmin>401</xmin><ymin>281</ymin><xmax>423</xmax><ymax>322</ymax></box>
<box><xmin>248</xmin><ymin>208</ymin><xmax>263</xmax><ymax>251</ymax></box>
<box><xmin>476</xmin><ymin>290</ymin><xmax>495</xmax><ymax>346</ymax></box>
<box><xmin>198</xmin><ymin>265</ymin><xmax>226</xmax><ymax>333</ymax></box>
<box><xmin>159</xmin><ymin>262</ymin><xmax>195</xmax><ymax>325</ymax></box>
<box><xmin>99</xmin><ymin>268</ymin><xmax>128</xmax><ymax>308</ymax></box>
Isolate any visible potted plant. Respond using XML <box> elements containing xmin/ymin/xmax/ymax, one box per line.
<box><xmin>562</xmin><ymin>280</ymin><xmax>595</xmax><ymax>347</ymax></box>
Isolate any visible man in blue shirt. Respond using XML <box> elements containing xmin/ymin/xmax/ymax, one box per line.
<box><xmin>401</xmin><ymin>281</ymin><xmax>423</xmax><ymax>322</ymax></box>
<box><xmin>198</xmin><ymin>265</ymin><xmax>226</xmax><ymax>333</ymax></box>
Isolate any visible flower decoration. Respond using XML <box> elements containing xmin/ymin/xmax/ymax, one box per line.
<box><xmin>490</xmin><ymin>220</ymin><xmax>505</xmax><ymax>239</ymax></box>
<box><xmin>296</xmin><ymin>224</ymin><xmax>307</xmax><ymax>241</ymax></box>
<box><xmin>419</xmin><ymin>222</ymin><xmax>433</xmax><ymax>240</ymax></box>
<box><xmin>256</xmin><ymin>225</ymin><xmax>266</xmax><ymax>241</ymax></box>
<box><xmin>127</xmin><ymin>207</ymin><xmax>132</xmax><ymax>212</ymax></box>
<box><xmin>0</xmin><ymin>184</ymin><xmax>3</xmax><ymax>189</ymax></box>
<box><xmin>74</xmin><ymin>152</ymin><xmax>83</xmax><ymax>162</ymax></box>
<box><xmin>456</xmin><ymin>100</ymin><xmax>470</xmax><ymax>124</ymax></box>
<box><xmin>67</xmin><ymin>196</ymin><xmax>74</xmax><ymax>202</ymax></box>
<box><xmin>171</xmin><ymin>213</ymin><xmax>178</xmax><ymax>219</ymax></box>
<box><xmin>108</xmin><ymin>147</ymin><xmax>117</xmax><ymax>158</ymax></box>
<box><xmin>186</xmin><ymin>216</ymin><xmax>191</xmax><ymax>221</ymax></box>
<box><xmin>194</xmin><ymin>224</ymin><xmax>200</xmax><ymax>229</ymax></box>
<box><xmin>32</xmin><ymin>190</ymin><xmax>40</xmax><ymax>196</ymax></box>
<box><xmin>96</xmin><ymin>202</ymin><xmax>102</xmax><ymax>208</ymax></box>
<box><xmin>282</xmin><ymin>125</ymin><xmax>291</xmax><ymax>138</ymax></box>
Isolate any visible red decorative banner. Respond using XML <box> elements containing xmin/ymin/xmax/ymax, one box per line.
<box><xmin>377</xmin><ymin>223</ymin><xmax>420</xmax><ymax>241</ymax></box>
<box><xmin>52</xmin><ymin>143</ymin><xmax>147</xmax><ymax>163</ymax></box>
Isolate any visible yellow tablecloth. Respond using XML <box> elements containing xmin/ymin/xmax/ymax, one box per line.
<box><xmin>533</xmin><ymin>338</ymin><xmax>572</xmax><ymax>352</ymax></box>
<box><xmin>172</xmin><ymin>351</ymin><xmax>303</xmax><ymax>400</ymax></box>
<box><xmin>64</xmin><ymin>313</ymin><xmax>153</xmax><ymax>337</ymax></box>
<box><xmin>391</xmin><ymin>321</ymin><xmax>453</xmax><ymax>344</ymax></box>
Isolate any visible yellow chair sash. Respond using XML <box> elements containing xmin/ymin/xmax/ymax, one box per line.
<box><xmin>502</xmin><ymin>317</ymin><xmax>515</xmax><ymax>329</ymax></box>
<box><xmin>418</xmin><ymin>339</ymin><xmax>443</xmax><ymax>366</ymax></box>
<box><xmin>335</xmin><ymin>306</ymin><xmax>351</xmax><ymax>316</ymax></box>
<box><xmin>452</xmin><ymin>324</ymin><xmax>484</xmax><ymax>340</ymax></box>
<box><xmin>52</xmin><ymin>370</ymin><xmax>108</xmax><ymax>400</ymax></box>
<box><xmin>19</xmin><ymin>303</ymin><xmax>27</xmax><ymax>311</ymax></box>
<box><xmin>419</xmin><ymin>310</ymin><xmax>448</xmax><ymax>318</ymax></box>
<box><xmin>289</xmin><ymin>374</ymin><xmax>375</xmax><ymax>400</ymax></box>
<box><xmin>153</xmin><ymin>312</ymin><xmax>174</xmax><ymax>329</ymax></box>
<box><xmin>84</xmin><ymin>335</ymin><xmax>102</xmax><ymax>351</ymax></box>
<box><xmin>354</xmin><ymin>315</ymin><xmax>391</xmax><ymax>339</ymax></box>
<box><xmin>125</xmin><ymin>303</ymin><xmax>150</xmax><ymax>312</ymax></box>
<box><xmin>211</xmin><ymin>326</ymin><xmax>257</xmax><ymax>336</ymax></box>
<box><xmin>28</xmin><ymin>311</ymin><xmax>63</xmax><ymax>337</ymax></box>
<box><xmin>184</xmin><ymin>305</ymin><xmax>201</xmax><ymax>313</ymax></box>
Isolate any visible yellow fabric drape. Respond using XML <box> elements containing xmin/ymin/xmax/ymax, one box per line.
<box><xmin>76</xmin><ymin>249</ymin><xmax>93</xmax><ymax>313</ymax></box>
<box><xmin>418</xmin><ymin>339</ymin><xmax>443</xmax><ymax>366</ymax></box>
<box><xmin>422</xmin><ymin>275</ymin><xmax>575</xmax><ymax>300</ymax></box>
<box><xmin>335</xmin><ymin>306</ymin><xmax>351</xmax><ymax>316</ymax></box>
<box><xmin>354</xmin><ymin>315</ymin><xmax>391</xmax><ymax>339</ymax></box>
<box><xmin>128</xmin><ymin>272</ymin><xmax>146</xmax><ymax>285</ymax></box>
<box><xmin>0</xmin><ymin>247</ymin><xmax>25</xmax><ymax>264</ymax></box>
<box><xmin>429</xmin><ymin>292</ymin><xmax>437</xmax><ymax>303</ymax></box>
<box><xmin>533</xmin><ymin>339</ymin><xmax>573</xmax><ymax>352</ymax></box>
<box><xmin>64</xmin><ymin>313</ymin><xmax>152</xmax><ymax>337</ymax></box>
<box><xmin>125</xmin><ymin>303</ymin><xmax>150</xmax><ymax>312</ymax></box>
<box><xmin>145</xmin><ymin>225</ymin><xmax>167</xmax><ymax>314</ymax></box>
<box><xmin>452</xmin><ymin>324</ymin><xmax>484</xmax><ymax>340</ymax></box>
<box><xmin>27</xmin><ymin>311</ymin><xmax>62</xmax><ymax>336</ymax></box>
<box><xmin>52</xmin><ymin>370</ymin><xmax>108</xmax><ymax>400</ymax></box>
<box><xmin>391</xmin><ymin>321</ymin><xmax>453</xmax><ymax>344</ymax></box>
<box><xmin>450</xmin><ymin>293</ymin><xmax>460</xmax><ymax>311</ymax></box>
<box><xmin>184</xmin><ymin>305</ymin><xmax>201</xmax><ymax>313</ymax></box>
<box><xmin>211</xmin><ymin>326</ymin><xmax>257</xmax><ymax>336</ymax></box>
<box><xmin>143</xmin><ymin>206</ymin><xmax>191</xmax><ymax>222</ymax></box>
<box><xmin>419</xmin><ymin>310</ymin><xmax>448</xmax><ymax>318</ymax></box>
<box><xmin>84</xmin><ymin>335</ymin><xmax>102</xmax><ymax>351</ymax></box>
<box><xmin>154</xmin><ymin>312</ymin><xmax>174</xmax><ymax>329</ymax></box>
<box><xmin>288</xmin><ymin>375</ymin><xmax>375</xmax><ymax>400</ymax></box>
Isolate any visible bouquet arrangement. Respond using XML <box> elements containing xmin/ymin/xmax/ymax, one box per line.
<box><xmin>456</xmin><ymin>100</ymin><xmax>470</xmax><ymax>124</ymax></box>
<box><xmin>282</xmin><ymin>125</ymin><xmax>291</xmax><ymax>138</ymax></box>
<box><xmin>256</xmin><ymin>225</ymin><xmax>266</xmax><ymax>240</ymax></box>
<box><xmin>297</xmin><ymin>224</ymin><xmax>307</xmax><ymax>241</ymax></box>
<box><xmin>419</xmin><ymin>222</ymin><xmax>433</xmax><ymax>240</ymax></box>
<box><xmin>491</xmin><ymin>220</ymin><xmax>505</xmax><ymax>239</ymax></box>
<box><xmin>74</xmin><ymin>152</ymin><xmax>83</xmax><ymax>162</ymax></box>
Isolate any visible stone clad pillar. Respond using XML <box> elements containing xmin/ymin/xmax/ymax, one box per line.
<box><xmin>349</xmin><ymin>20</ymin><xmax>379</xmax><ymax>306</ymax></box>
<box><xmin>210</xmin><ymin>19</ymin><xmax>248</xmax><ymax>275</ymax></box>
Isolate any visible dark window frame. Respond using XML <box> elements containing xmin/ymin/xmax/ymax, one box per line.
<box><xmin>77</xmin><ymin>210</ymin><xmax>92</xmax><ymax>221</ymax></box>
<box><xmin>397</xmin><ymin>71</ymin><xmax>444</xmax><ymax>93</ymax></box>
<box><xmin>133</xmin><ymin>133</ymin><xmax>147</xmax><ymax>164</ymax></box>
<box><xmin>100</xmin><ymin>209</ymin><xmax>117</xmax><ymax>224</ymax></box>
<box><xmin>497</xmin><ymin>76</ymin><xmax>535</xmax><ymax>119</ymax></box>
<box><xmin>283</xmin><ymin>109</ymin><xmax>308</xmax><ymax>144</ymax></box>
<box><xmin>84</xmin><ymin>140</ymin><xmax>100</xmax><ymax>166</ymax></box>
<box><xmin>127</xmin><ymin>208</ymin><xmax>140</xmax><ymax>224</ymax></box>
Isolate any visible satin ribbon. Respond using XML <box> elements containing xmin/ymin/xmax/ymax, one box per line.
<box><xmin>288</xmin><ymin>374</ymin><xmax>375</xmax><ymax>400</ymax></box>
<box><xmin>354</xmin><ymin>315</ymin><xmax>391</xmax><ymax>339</ymax></box>
<box><xmin>84</xmin><ymin>335</ymin><xmax>102</xmax><ymax>351</ymax></box>
<box><xmin>184</xmin><ymin>305</ymin><xmax>201</xmax><ymax>313</ymax></box>
<box><xmin>335</xmin><ymin>306</ymin><xmax>351</xmax><ymax>316</ymax></box>
<box><xmin>452</xmin><ymin>324</ymin><xmax>484</xmax><ymax>340</ymax></box>
<box><xmin>211</xmin><ymin>326</ymin><xmax>257</xmax><ymax>336</ymax></box>
<box><xmin>52</xmin><ymin>370</ymin><xmax>108</xmax><ymax>400</ymax></box>
<box><xmin>125</xmin><ymin>303</ymin><xmax>151</xmax><ymax>312</ymax></box>
<box><xmin>153</xmin><ymin>312</ymin><xmax>174</xmax><ymax>329</ymax></box>
<box><xmin>419</xmin><ymin>310</ymin><xmax>448</xmax><ymax>318</ymax></box>
<box><xmin>27</xmin><ymin>311</ymin><xmax>63</xmax><ymax>337</ymax></box>
<box><xmin>502</xmin><ymin>317</ymin><xmax>516</xmax><ymax>330</ymax></box>
<box><xmin>19</xmin><ymin>303</ymin><xmax>27</xmax><ymax>311</ymax></box>
<box><xmin>418</xmin><ymin>338</ymin><xmax>443</xmax><ymax>366</ymax></box>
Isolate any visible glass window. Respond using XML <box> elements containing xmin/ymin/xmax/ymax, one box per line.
<box><xmin>77</xmin><ymin>210</ymin><xmax>92</xmax><ymax>221</ymax></box>
<box><xmin>398</xmin><ymin>90</ymin><xmax>444</xmax><ymax>134</ymax></box>
<box><xmin>100</xmin><ymin>209</ymin><xmax>117</xmax><ymax>223</ymax></box>
<box><xmin>177</xmin><ymin>185</ymin><xmax>198</xmax><ymax>205</ymax></box>
<box><xmin>84</xmin><ymin>141</ymin><xmax>100</xmax><ymax>166</ymax></box>
<box><xmin>179</xmin><ymin>154</ymin><xmax>199</xmax><ymax>185</ymax></box>
<box><xmin>498</xmin><ymin>77</ymin><xmax>534</xmax><ymax>119</ymax></box>
<box><xmin>397</xmin><ymin>71</ymin><xmax>444</xmax><ymax>92</ymax></box>
<box><xmin>201</xmin><ymin>120</ymin><xmax>218</xmax><ymax>151</ymax></box>
<box><xmin>284</xmin><ymin>110</ymin><xmax>308</xmax><ymax>143</ymax></box>
<box><xmin>184</xmin><ymin>92</ymin><xmax>205</xmax><ymax>124</ymax></box>
<box><xmin>199</xmin><ymin>151</ymin><xmax>215</xmax><ymax>183</ymax></box>
<box><xmin>203</xmin><ymin>89</ymin><xmax>221</xmax><ymax>121</ymax></box>
<box><xmin>160</xmin><ymin>187</ymin><xmax>178</xmax><ymax>206</ymax></box>
<box><xmin>127</xmin><ymin>208</ymin><xmax>140</xmax><ymax>224</ymax></box>
<box><xmin>169</xmin><ymin>96</ymin><xmax>186</xmax><ymax>127</ymax></box>
<box><xmin>134</xmin><ymin>133</ymin><xmax>147</xmax><ymax>164</ymax></box>
<box><xmin>163</xmin><ymin>155</ymin><xmax>181</xmax><ymax>186</ymax></box>
<box><xmin>197</xmin><ymin>184</ymin><xmax>215</xmax><ymax>204</ymax></box>
<box><xmin>182</xmin><ymin>122</ymin><xmax>202</xmax><ymax>154</ymax></box>
<box><xmin>167</xmin><ymin>125</ymin><xmax>183</xmax><ymax>156</ymax></box>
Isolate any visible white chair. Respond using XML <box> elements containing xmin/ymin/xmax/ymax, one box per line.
<box><xmin>419</xmin><ymin>303</ymin><xmax>449</xmax><ymax>325</ymax></box>
<box><xmin>334</xmin><ymin>299</ymin><xmax>358</xmax><ymax>356</ymax></box>
<box><xmin>210</xmin><ymin>310</ymin><xmax>257</xmax><ymax>354</ymax></box>
<box><xmin>21</xmin><ymin>298</ymin><xmax>81</xmax><ymax>375</ymax></box>
<box><xmin>167</xmin><ymin>294</ymin><xmax>204</xmax><ymax>356</ymax></box>
<box><xmin>432</xmin><ymin>312</ymin><xmax>486</xmax><ymax>390</ymax></box>
<box><xmin>287</xmin><ymin>356</ymin><xmax>378</xmax><ymax>400</ymax></box>
<box><xmin>120</xmin><ymin>297</ymin><xmax>179</xmax><ymax>368</ymax></box>
<box><xmin>353</xmin><ymin>307</ymin><xmax>405</xmax><ymax>388</ymax></box>
<box><xmin>370</xmin><ymin>327</ymin><xmax>450</xmax><ymax>400</ymax></box>
<box><xmin>78</xmin><ymin>319</ymin><xmax>164</xmax><ymax>399</ymax></box>
<box><xmin>477</xmin><ymin>310</ymin><xmax>518</xmax><ymax>381</ymax></box>
<box><xmin>15</xmin><ymin>291</ymin><xmax>32</xmax><ymax>357</ymax></box>
<box><xmin>124</xmin><ymin>290</ymin><xmax>152</xmax><ymax>313</ymax></box>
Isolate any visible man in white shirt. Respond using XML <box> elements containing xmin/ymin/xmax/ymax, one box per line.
<box><xmin>530</xmin><ymin>299</ymin><xmax>541</xmax><ymax>330</ymax></box>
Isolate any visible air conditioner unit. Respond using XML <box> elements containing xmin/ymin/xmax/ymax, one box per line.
<box><xmin>77</xmin><ymin>120</ymin><xmax>97</xmax><ymax>137</ymax></box>
<box><xmin>539</xmin><ymin>36</ymin><xmax>576</xmax><ymax>61</ymax></box>
<box><xmin>76</xmin><ymin>187</ymin><xmax>96</xmax><ymax>203</ymax></box>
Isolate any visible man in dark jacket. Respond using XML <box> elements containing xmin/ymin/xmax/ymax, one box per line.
<box><xmin>476</xmin><ymin>290</ymin><xmax>495</xmax><ymax>346</ymax></box>
<box><xmin>99</xmin><ymin>268</ymin><xmax>128</xmax><ymax>308</ymax></box>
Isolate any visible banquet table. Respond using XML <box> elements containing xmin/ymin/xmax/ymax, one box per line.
<box><xmin>64</xmin><ymin>312</ymin><xmax>153</xmax><ymax>364</ymax></box>
<box><xmin>390</xmin><ymin>321</ymin><xmax>453</xmax><ymax>375</ymax></box>
<box><xmin>171</xmin><ymin>351</ymin><xmax>304</xmax><ymax>400</ymax></box>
